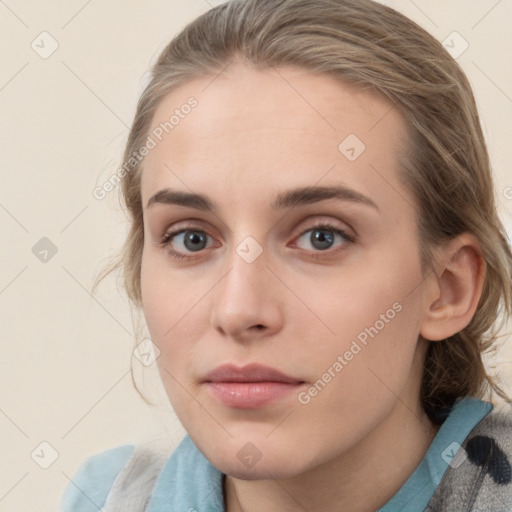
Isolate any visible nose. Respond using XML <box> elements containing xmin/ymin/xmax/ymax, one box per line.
<box><xmin>210</xmin><ymin>243</ymin><xmax>284</xmax><ymax>343</ymax></box>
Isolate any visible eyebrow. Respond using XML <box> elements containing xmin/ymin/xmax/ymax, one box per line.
<box><xmin>146</xmin><ymin>185</ymin><xmax>379</xmax><ymax>212</ymax></box>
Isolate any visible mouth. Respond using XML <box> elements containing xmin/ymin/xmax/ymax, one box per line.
<box><xmin>203</xmin><ymin>363</ymin><xmax>305</xmax><ymax>409</ymax></box>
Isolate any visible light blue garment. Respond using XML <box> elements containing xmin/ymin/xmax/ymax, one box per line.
<box><xmin>60</xmin><ymin>444</ymin><xmax>136</xmax><ymax>511</ymax></box>
<box><xmin>60</xmin><ymin>397</ymin><xmax>492</xmax><ymax>511</ymax></box>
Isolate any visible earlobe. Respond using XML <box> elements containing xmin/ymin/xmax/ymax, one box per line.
<box><xmin>420</xmin><ymin>234</ymin><xmax>485</xmax><ymax>342</ymax></box>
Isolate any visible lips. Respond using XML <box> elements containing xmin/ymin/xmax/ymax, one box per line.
<box><xmin>203</xmin><ymin>363</ymin><xmax>304</xmax><ymax>409</ymax></box>
<box><xmin>203</xmin><ymin>363</ymin><xmax>302</xmax><ymax>384</ymax></box>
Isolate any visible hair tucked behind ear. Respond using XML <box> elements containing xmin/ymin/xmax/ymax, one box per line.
<box><xmin>94</xmin><ymin>0</ymin><xmax>512</xmax><ymax>422</ymax></box>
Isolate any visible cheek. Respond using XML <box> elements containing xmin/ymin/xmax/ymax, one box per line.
<box><xmin>291</xmin><ymin>266</ymin><xmax>424</xmax><ymax>447</ymax></box>
<box><xmin>140</xmin><ymin>258</ymin><xmax>168</xmax><ymax>338</ymax></box>
<box><xmin>140</xmin><ymin>251</ymin><xmax>209</xmax><ymax>376</ymax></box>
<box><xmin>140</xmin><ymin>248</ymin><xmax>198</xmax><ymax>337</ymax></box>
<box><xmin>298</xmin><ymin>249</ymin><xmax>424</xmax><ymax>381</ymax></box>
<box><xmin>309</xmin><ymin>255</ymin><xmax>420</xmax><ymax>335</ymax></box>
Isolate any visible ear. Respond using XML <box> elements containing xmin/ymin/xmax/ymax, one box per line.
<box><xmin>420</xmin><ymin>233</ymin><xmax>485</xmax><ymax>341</ymax></box>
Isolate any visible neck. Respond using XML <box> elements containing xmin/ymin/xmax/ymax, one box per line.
<box><xmin>224</xmin><ymin>400</ymin><xmax>440</xmax><ymax>512</ymax></box>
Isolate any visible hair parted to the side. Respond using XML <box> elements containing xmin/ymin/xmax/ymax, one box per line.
<box><xmin>94</xmin><ymin>0</ymin><xmax>512</xmax><ymax>423</ymax></box>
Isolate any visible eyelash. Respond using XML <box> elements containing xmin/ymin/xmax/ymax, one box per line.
<box><xmin>159</xmin><ymin>221</ymin><xmax>355</xmax><ymax>261</ymax></box>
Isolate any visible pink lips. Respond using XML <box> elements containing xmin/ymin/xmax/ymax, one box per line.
<box><xmin>203</xmin><ymin>363</ymin><xmax>304</xmax><ymax>409</ymax></box>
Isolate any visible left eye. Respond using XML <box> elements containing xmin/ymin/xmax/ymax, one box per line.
<box><xmin>162</xmin><ymin>229</ymin><xmax>214</xmax><ymax>254</ymax></box>
<box><xmin>295</xmin><ymin>224</ymin><xmax>353</xmax><ymax>252</ymax></box>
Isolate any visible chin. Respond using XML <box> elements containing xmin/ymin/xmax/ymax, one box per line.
<box><xmin>211</xmin><ymin>451</ymin><xmax>307</xmax><ymax>481</ymax></box>
<box><xmin>192</xmin><ymin>432</ymin><xmax>317</xmax><ymax>481</ymax></box>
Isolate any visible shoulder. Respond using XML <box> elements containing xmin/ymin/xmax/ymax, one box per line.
<box><xmin>426</xmin><ymin>403</ymin><xmax>512</xmax><ymax>511</ymax></box>
<box><xmin>60</xmin><ymin>444</ymin><xmax>136</xmax><ymax>512</ymax></box>
<box><xmin>60</xmin><ymin>436</ymin><xmax>224</xmax><ymax>512</ymax></box>
<box><xmin>471</xmin><ymin>404</ymin><xmax>512</xmax><ymax>441</ymax></box>
<box><xmin>464</xmin><ymin>405</ymin><xmax>512</xmax><ymax>485</ymax></box>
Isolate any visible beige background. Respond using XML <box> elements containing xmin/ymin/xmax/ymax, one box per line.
<box><xmin>1</xmin><ymin>1</ymin><xmax>511</xmax><ymax>510</ymax></box>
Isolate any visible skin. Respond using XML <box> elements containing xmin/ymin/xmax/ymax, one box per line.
<box><xmin>139</xmin><ymin>61</ymin><xmax>484</xmax><ymax>511</ymax></box>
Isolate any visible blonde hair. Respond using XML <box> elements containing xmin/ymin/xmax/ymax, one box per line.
<box><xmin>96</xmin><ymin>0</ymin><xmax>512</xmax><ymax>423</ymax></box>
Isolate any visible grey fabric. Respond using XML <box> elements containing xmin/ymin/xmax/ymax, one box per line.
<box><xmin>102</xmin><ymin>436</ymin><xmax>173</xmax><ymax>512</ymax></box>
<box><xmin>425</xmin><ymin>406</ymin><xmax>512</xmax><ymax>511</ymax></box>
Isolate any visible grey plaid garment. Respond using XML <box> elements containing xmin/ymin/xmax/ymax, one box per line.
<box><xmin>425</xmin><ymin>406</ymin><xmax>512</xmax><ymax>511</ymax></box>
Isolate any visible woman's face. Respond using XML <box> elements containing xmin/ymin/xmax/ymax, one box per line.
<box><xmin>140</xmin><ymin>63</ymin><xmax>433</xmax><ymax>479</ymax></box>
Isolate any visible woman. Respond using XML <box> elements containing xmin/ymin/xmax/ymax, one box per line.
<box><xmin>61</xmin><ymin>0</ymin><xmax>512</xmax><ymax>510</ymax></box>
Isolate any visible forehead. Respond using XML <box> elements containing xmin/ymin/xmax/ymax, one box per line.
<box><xmin>140</xmin><ymin>63</ymin><xmax>411</xmax><ymax>213</ymax></box>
